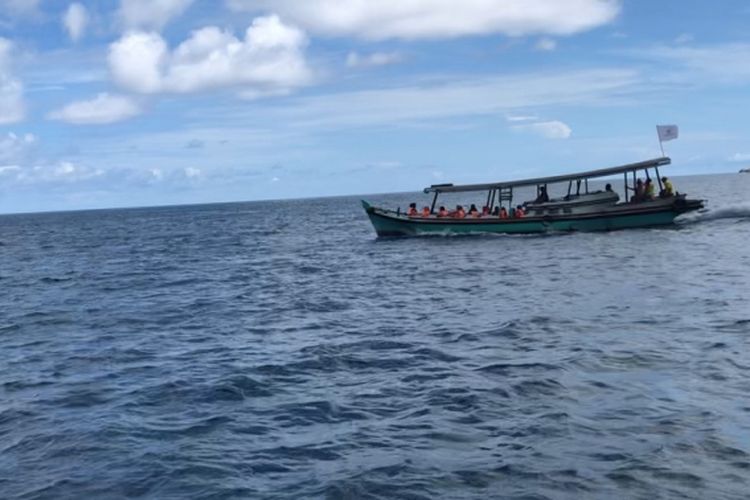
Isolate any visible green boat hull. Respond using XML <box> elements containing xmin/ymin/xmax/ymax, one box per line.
<box><xmin>362</xmin><ymin>199</ymin><xmax>702</xmax><ymax>237</ymax></box>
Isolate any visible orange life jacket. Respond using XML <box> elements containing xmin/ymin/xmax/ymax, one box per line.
<box><xmin>421</xmin><ymin>207</ymin><xmax>430</xmax><ymax>217</ymax></box>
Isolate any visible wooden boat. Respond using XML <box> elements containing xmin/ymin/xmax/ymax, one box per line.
<box><xmin>362</xmin><ymin>157</ymin><xmax>704</xmax><ymax>237</ymax></box>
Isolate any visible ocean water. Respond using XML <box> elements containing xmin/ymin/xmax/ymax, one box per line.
<box><xmin>1</xmin><ymin>173</ymin><xmax>749</xmax><ymax>499</ymax></box>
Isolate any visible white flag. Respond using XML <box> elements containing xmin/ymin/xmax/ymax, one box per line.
<box><xmin>657</xmin><ymin>125</ymin><xmax>679</xmax><ymax>142</ymax></box>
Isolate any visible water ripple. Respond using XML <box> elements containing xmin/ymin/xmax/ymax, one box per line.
<box><xmin>1</xmin><ymin>176</ymin><xmax>749</xmax><ymax>499</ymax></box>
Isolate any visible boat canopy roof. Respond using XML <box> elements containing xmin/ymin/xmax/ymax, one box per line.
<box><xmin>424</xmin><ymin>157</ymin><xmax>671</xmax><ymax>194</ymax></box>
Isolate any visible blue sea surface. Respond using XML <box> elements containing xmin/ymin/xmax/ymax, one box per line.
<box><xmin>1</xmin><ymin>173</ymin><xmax>749</xmax><ymax>499</ymax></box>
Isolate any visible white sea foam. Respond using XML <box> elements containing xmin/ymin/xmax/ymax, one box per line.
<box><xmin>676</xmin><ymin>202</ymin><xmax>750</xmax><ymax>225</ymax></box>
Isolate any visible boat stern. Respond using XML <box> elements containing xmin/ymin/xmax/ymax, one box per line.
<box><xmin>673</xmin><ymin>195</ymin><xmax>704</xmax><ymax>214</ymax></box>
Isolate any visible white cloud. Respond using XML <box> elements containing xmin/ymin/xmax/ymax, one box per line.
<box><xmin>149</xmin><ymin>168</ymin><xmax>163</xmax><ymax>180</ymax></box>
<box><xmin>184</xmin><ymin>166</ymin><xmax>201</xmax><ymax>178</ymax></box>
<box><xmin>227</xmin><ymin>0</ymin><xmax>620</xmax><ymax>40</ymax></box>
<box><xmin>109</xmin><ymin>15</ymin><xmax>311</xmax><ymax>95</ymax></box>
<box><xmin>63</xmin><ymin>3</ymin><xmax>89</xmax><ymax>42</ymax></box>
<box><xmin>506</xmin><ymin>114</ymin><xmax>538</xmax><ymax>122</ymax></box>
<box><xmin>728</xmin><ymin>153</ymin><xmax>750</xmax><ymax>163</ymax></box>
<box><xmin>0</xmin><ymin>131</ymin><xmax>35</xmax><ymax>163</ymax></box>
<box><xmin>674</xmin><ymin>33</ymin><xmax>693</xmax><ymax>44</ymax></box>
<box><xmin>48</xmin><ymin>93</ymin><xmax>142</xmax><ymax>124</ymax></box>
<box><xmin>108</xmin><ymin>32</ymin><xmax>167</xmax><ymax>93</ymax></box>
<box><xmin>624</xmin><ymin>43</ymin><xmax>750</xmax><ymax>84</ymax></box>
<box><xmin>118</xmin><ymin>0</ymin><xmax>194</xmax><ymax>31</ymax></box>
<box><xmin>0</xmin><ymin>165</ymin><xmax>21</xmax><ymax>176</ymax></box>
<box><xmin>45</xmin><ymin>161</ymin><xmax>105</xmax><ymax>182</ymax></box>
<box><xmin>346</xmin><ymin>51</ymin><xmax>404</xmax><ymax>68</ymax></box>
<box><xmin>0</xmin><ymin>38</ymin><xmax>24</xmax><ymax>124</ymax></box>
<box><xmin>512</xmin><ymin>120</ymin><xmax>572</xmax><ymax>139</ymax></box>
<box><xmin>254</xmin><ymin>69</ymin><xmax>638</xmax><ymax>129</ymax></box>
<box><xmin>535</xmin><ymin>38</ymin><xmax>557</xmax><ymax>51</ymax></box>
<box><xmin>1</xmin><ymin>160</ymin><xmax>105</xmax><ymax>185</ymax></box>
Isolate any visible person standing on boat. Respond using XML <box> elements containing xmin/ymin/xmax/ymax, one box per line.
<box><xmin>644</xmin><ymin>179</ymin><xmax>655</xmax><ymax>200</ymax></box>
<box><xmin>660</xmin><ymin>177</ymin><xmax>674</xmax><ymax>197</ymax></box>
<box><xmin>535</xmin><ymin>186</ymin><xmax>549</xmax><ymax>203</ymax></box>
<box><xmin>407</xmin><ymin>202</ymin><xmax>418</xmax><ymax>216</ymax></box>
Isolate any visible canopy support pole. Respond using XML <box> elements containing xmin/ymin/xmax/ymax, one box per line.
<box><xmin>623</xmin><ymin>172</ymin><xmax>629</xmax><ymax>202</ymax></box>
<box><xmin>430</xmin><ymin>192</ymin><xmax>438</xmax><ymax>214</ymax></box>
<box><xmin>655</xmin><ymin>166</ymin><xmax>663</xmax><ymax>192</ymax></box>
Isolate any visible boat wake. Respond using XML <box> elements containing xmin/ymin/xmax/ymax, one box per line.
<box><xmin>676</xmin><ymin>202</ymin><xmax>750</xmax><ymax>225</ymax></box>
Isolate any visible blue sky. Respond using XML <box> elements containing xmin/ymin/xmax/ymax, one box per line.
<box><xmin>1</xmin><ymin>0</ymin><xmax>749</xmax><ymax>213</ymax></box>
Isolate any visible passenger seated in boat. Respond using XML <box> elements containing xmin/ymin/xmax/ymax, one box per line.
<box><xmin>492</xmin><ymin>206</ymin><xmax>500</xmax><ymax>216</ymax></box>
<box><xmin>467</xmin><ymin>204</ymin><xmax>479</xmax><ymax>216</ymax></box>
<box><xmin>450</xmin><ymin>205</ymin><xmax>466</xmax><ymax>218</ymax></box>
<box><xmin>534</xmin><ymin>186</ymin><xmax>549</xmax><ymax>204</ymax></box>
<box><xmin>481</xmin><ymin>205</ymin><xmax>490</xmax><ymax>216</ymax></box>
<box><xmin>605</xmin><ymin>183</ymin><xmax>613</xmax><ymax>192</ymax></box>
<box><xmin>499</xmin><ymin>206</ymin><xmax>508</xmax><ymax>219</ymax></box>
<box><xmin>660</xmin><ymin>177</ymin><xmax>674</xmax><ymax>197</ymax></box>
<box><xmin>421</xmin><ymin>206</ymin><xmax>431</xmax><ymax>217</ymax></box>
<box><xmin>437</xmin><ymin>206</ymin><xmax>448</xmax><ymax>217</ymax></box>
<box><xmin>515</xmin><ymin>205</ymin><xmax>525</xmax><ymax>218</ymax></box>
<box><xmin>407</xmin><ymin>202</ymin><xmax>418</xmax><ymax>216</ymax></box>
<box><xmin>644</xmin><ymin>179</ymin><xmax>655</xmax><ymax>200</ymax></box>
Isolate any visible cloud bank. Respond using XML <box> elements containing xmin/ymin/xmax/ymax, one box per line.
<box><xmin>227</xmin><ymin>0</ymin><xmax>620</xmax><ymax>40</ymax></box>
